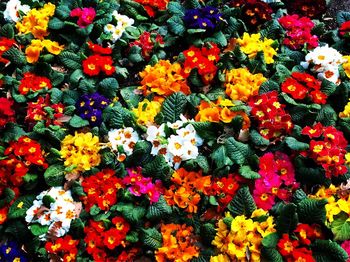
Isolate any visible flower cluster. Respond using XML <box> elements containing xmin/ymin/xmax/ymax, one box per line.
<box><xmin>281</xmin><ymin>0</ymin><xmax>327</xmax><ymax>18</ymax></box>
<box><xmin>182</xmin><ymin>44</ymin><xmax>220</xmax><ymax>84</ymax></box>
<box><xmin>339</xmin><ymin>20</ymin><xmax>350</xmax><ymax>38</ymax></box>
<box><xmin>84</xmin><ymin>217</ymin><xmax>130</xmax><ymax>261</ymax></box>
<box><xmin>146</xmin><ymin>119</ymin><xmax>203</xmax><ymax>169</ymax></box>
<box><xmin>18</xmin><ymin>72</ymin><xmax>52</xmax><ymax>95</ymax></box>
<box><xmin>132</xmin><ymin>98</ymin><xmax>161</xmax><ymax>125</ymax></box>
<box><xmin>278</xmin><ymin>14</ymin><xmax>318</xmax><ymax>50</ymax></box>
<box><xmin>212</xmin><ymin>210</ymin><xmax>276</xmax><ymax>261</ymax></box>
<box><xmin>70</xmin><ymin>7</ymin><xmax>96</xmax><ymax>28</ymax></box>
<box><xmin>301</xmin><ymin>45</ymin><xmax>345</xmax><ymax>84</ymax></box>
<box><xmin>183</xmin><ymin>7</ymin><xmax>223</xmax><ymax>30</ymax></box>
<box><xmin>0</xmin><ymin>97</ymin><xmax>15</xmax><ymax>128</ymax></box>
<box><xmin>123</xmin><ymin>167</ymin><xmax>163</xmax><ymax>203</ymax></box>
<box><xmin>139</xmin><ymin>60</ymin><xmax>191</xmax><ymax>96</ymax></box>
<box><xmin>281</xmin><ymin>72</ymin><xmax>327</xmax><ymax>104</ymax></box>
<box><xmin>15</xmin><ymin>3</ymin><xmax>55</xmax><ymax>39</ymax></box>
<box><xmin>232</xmin><ymin>0</ymin><xmax>273</xmax><ymax>28</ymax></box>
<box><xmin>81</xmin><ymin>169</ymin><xmax>124</xmax><ymax>211</ymax></box>
<box><xmin>60</xmin><ymin>132</ymin><xmax>101</xmax><ymax>172</ymax></box>
<box><xmin>133</xmin><ymin>0</ymin><xmax>169</xmax><ymax>17</ymax></box>
<box><xmin>225</xmin><ymin>67</ymin><xmax>266</xmax><ymax>101</ymax></box>
<box><xmin>301</xmin><ymin>123</ymin><xmax>348</xmax><ymax>178</ymax></box>
<box><xmin>253</xmin><ymin>152</ymin><xmax>297</xmax><ymax>210</ymax></box>
<box><xmin>76</xmin><ymin>92</ymin><xmax>110</xmax><ymax>126</ymax></box>
<box><xmin>108</xmin><ymin>127</ymin><xmax>139</xmax><ymax>159</ymax></box>
<box><xmin>155</xmin><ymin>223</ymin><xmax>200</xmax><ymax>262</ymax></box>
<box><xmin>45</xmin><ymin>235</ymin><xmax>79</xmax><ymax>262</ymax></box>
<box><xmin>82</xmin><ymin>42</ymin><xmax>115</xmax><ymax>76</ymax></box>
<box><xmin>249</xmin><ymin>91</ymin><xmax>294</xmax><ymax>140</ymax></box>
<box><xmin>104</xmin><ymin>11</ymin><xmax>134</xmax><ymax>43</ymax></box>
<box><xmin>0</xmin><ymin>37</ymin><xmax>15</xmax><ymax>63</ymax></box>
<box><xmin>195</xmin><ymin>97</ymin><xmax>250</xmax><ymax>127</ymax></box>
<box><xmin>164</xmin><ymin>168</ymin><xmax>211</xmax><ymax>213</ymax></box>
<box><xmin>208</xmin><ymin>174</ymin><xmax>241</xmax><ymax>209</ymax></box>
<box><xmin>237</xmin><ymin>33</ymin><xmax>277</xmax><ymax>64</ymax></box>
<box><xmin>340</xmin><ymin>98</ymin><xmax>350</xmax><ymax>118</ymax></box>
<box><xmin>25</xmin><ymin>187</ymin><xmax>79</xmax><ymax>239</ymax></box>
<box><xmin>25</xmin><ymin>38</ymin><xmax>64</xmax><ymax>63</ymax></box>
<box><xmin>277</xmin><ymin>231</ymin><xmax>317</xmax><ymax>261</ymax></box>
<box><xmin>26</xmin><ymin>95</ymin><xmax>64</xmax><ymax>128</ymax></box>
<box><xmin>0</xmin><ymin>241</ymin><xmax>28</xmax><ymax>262</ymax></box>
<box><xmin>129</xmin><ymin>31</ymin><xmax>164</xmax><ymax>59</ymax></box>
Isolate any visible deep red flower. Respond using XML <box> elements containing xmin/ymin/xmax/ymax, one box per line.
<box><xmin>88</xmin><ymin>42</ymin><xmax>112</xmax><ymax>55</ymax></box>
<box><xmin>281</xmin><ymin>78</ymin><xmax>308</xmax><ymax>99</ymax></box>
<box><xmin>0</xmin><ymin>37</ymin><xmax>15</xmax><ymax>63</ymax></box>
<box><xmin>0</xmin><ymin>97</ymin><xmax>15</xmax><ymax>128</ymax></box>
<box><xmin>277</xmin><ymin>234</ymin><xmax>299</xmax><ymax>257</ymax></box>
<box><xmin>339</xmin><ymin>20</ymin><xmax>350</xmax><ymax>37</ymax></box>
<box><xmin>282</xmin><ymin>0</ymin><xmax>326</xmax><ymax>18</ymax></box>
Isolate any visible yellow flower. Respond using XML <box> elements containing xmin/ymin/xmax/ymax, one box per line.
<box><xmin>236</xmin><ymin>33</ymin><xmax>277</xmax><ymax>64</ymax></box>
<box><xmin>60</xmin><ymin>132</ymin><xmax>101</xmax><ymax>172</ymax></box>
<box><xmin>343</xmin><ymin>56</ymin><xmax>350</xmax><ymax>79</ymax></box>
<box><xmin>210</xmin><ymin>254</ymin><xmax>231</xmax><ymax>262</ymax></box>
<box><xmin>212</xmin><ymin>219</ymin><xmax>230</xmax><ymax>253</ymax></box>
<box><xmin>25</xmin><ymin>39</ymin><xmax>64</xmax><ymax>63</ymax></box>
<box><xmin>16</xmin><ymin>3</ymin><xmax>56</xmax><ymax>39</ymax></box>
<box><xmin>339</xmin><ymin>99</ymin><xmax>350</xmax><ymax>118</ymax></box>
<box><xmin>132</xmin><ymin>99</ymin><xmax>161</xmax><ymax>125</ymax></box>
<box><xmin>225</xmin><ymin>68</ymin><xmax>266</xmax><ymax>101</ymax></box>
<box><xmin>139</xmin><ymin>60</ymin><xmax>191</xmax><ymax>97</ymax></box>
<box><xmin>346</xmin><ymin>153</ymin><xmax>350</xmax><ymax>165</ymax></box>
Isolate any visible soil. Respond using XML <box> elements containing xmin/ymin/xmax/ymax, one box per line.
<box><xmin>325</xmin><ymin>0</ymin><xmax>350</xmax><ymax>27</ymax></box>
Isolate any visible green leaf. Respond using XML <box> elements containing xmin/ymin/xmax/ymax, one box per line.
<box><xmin>200</xmin><ymin>223</ymin><xmax>216</xmax><ymax>245</ymax></box>
<box><xmin>69</xmin><ymin>218</ymin><xmax>84</xmax><ymax>239</ymax></box>
<box><xmin>261</xmin><ymin>248</ymin><xmax>283</xmax><ymax>262</ymax></box>
<box><xmin>337</xmin><ymin>11</ymin><xmax>350</xmax><ymax>26</ymax></box>
<box><xmin>262</xmin><ymin>232</ymin><xmax>280</xmax><ymax>248</ymax></box>
<box><xmin>2</xmin><ymin>123</ymin><xmax>26</xmax><ymax>143</ymax></box>
<box><xmin>48</xmin><ymin>17</ymin><xmax>65</xmax><ymax>30</ymax></box>
<box><xmin>205</xmin><ymin>31</ymin><xmax>227</xmax><ymax>47</ymax></box>
<box><xmin>162</xmin><ymin>92</ymin><xmax>187</xmax><ymax>123</ymax></box>
<box><xmin>273</xmin><ymin>64</ymin><xmax>291</xmax><ymax>83</ymax></box>
<box><xmin>2</xmin><ymin>47</ymin><xmax>26</xmax><ymax>65</ymax></box>
<box><xmin>126</xmin><ymin>231</ymin><xmax>139</xmax><ymax>243</ymax></box>
<box><xmin>168</xmin><ymin>16</ymin><xmax>186</xmax><ymax>36</ymax></box>
<box><xmin>1</xmin><ymin>24</ymin><xmax>15</xmax><ymax>38</ymax></box>
<box><xmin>116</xmin><ymin>202</ymin><xmax>146</xmax><ymax>224</ymax></box>
<box><xmin>331</xmin><ymin>214</ymin><xmax>350</xmax><ymax>241</ymax></box>
<box><xmin>120</xmin><ymin>86</ymin><xmax>141</xmax><ymax>108</ymax></box>
<box><xmin>143</xmin><ymin>155</ymin><xmax>171</xmax><ymax>181</ymax></box>
<box><xmin>44</xmin><ymin>164</ymin><xmax>65</xmax><ymax>187</ymax></box>
<box><xmin>276</xmin><ymin>203</ymin><xmax>298</xmax><ymax>235</ymax></box>
<box><xmin>211</xmin><ymin>145</ymin><xmax>233</xmax><ymax>169</ymax></box>
<box><xmin>297</xmin><ymin>198</ymin><xmax>327</xmax><ymax>224</ymax></box>
<box><xmin>8</xmin><ymin>195</ymin><xmax>36</xmax><ymax>219</ymax></box>
<box><xmin>76</xmin><ymin>24</ymin><xmax>93</xmax><ymax>36</ymax></box>
<box><xmin>69</xmin><ymin>115</ymin><xmax>89</xmax><ymax>128</ymax></box>
<box><xmin>98</xmin><ymin>78</ymin><xmax>119</xmax><ymax>98</ymax></box>
<box><xmin>146</xmin><ymin>196</ymin><xmax>172</xmax><ymax>220</ymax></box>
<box><xmin>225</xmin><ymin>137</ymin><xmax>252</xmax><ymax>165</ymax></box>
<box><xmin>321</xmin><ymin>79</ymin><xmax>337</xmax><ymax>96</ymax></box>
<box><xmin>285</xmin><ymin>137</ymin><xmax>309</xmax><ymax>151</ymax></box>
<box><xmin>59</xmin><ymin>51</ymin><xmax>82</xmax><ymax>70</ymax></box>
<box><xmin>311</xmin><ymin>240</ymin><xmax>348</xmax><ymax>262</ymax></box>
<box><xmin>292</xmin><ymin>189</ymin><xmax>307</xmax><ymax>204</ymax></box>
<box><xmin>56</xmin><ymin>5</ymin><xmax>71</xmax><ymax>19</ymax></box>
<box><xmin>227</xmin><ymin>186</ymin><xmax>256</xmax><ymax>217</ymax></box>
<box><xmin>141</xmin><ymin>227</ymin><xmax>162</xmax><ymax>249</ymax></box>
<box><xmin>0</xmin><ymin>188</ymin><xmax>15</xmax><ymax>208</ymax></box>
<box><xmin>30</xmin><ymin>224</ymin><xmax>49</xmax><ymax>236</ymax></box>
<box><xmin>239</xmin><ymin>165</ymin><xmax>260</xmax><ymax>179</ymax></box>
<box><xmin>250</xmin><ymin>129</ymin><xmax>270</xmax><ymax>147</ymax></box>
<box><xmin>167</xmin><ymin>2</ymin><xmax>185</xmax><ymax>16</ymax></box>
<box><xmin>50</xmin><ymin>88</ymin><xmax>63</xmax><ymax>104</ymax></box>
<box><xmin>316</xmin><ymin>104</ymin><xmax>337</xmax><ymax>126</ymax></box>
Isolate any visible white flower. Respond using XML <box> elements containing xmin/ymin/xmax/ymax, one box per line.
<box><xmin>167</xmin><ymin>135</ymin><xmax>185</xmax><ymax>156</ymax></box>
<box><xmin>181</xmin><ymin>142</ymin><xmax>199</xmax><ymax>161</ymax></box>
<box><xmin>4</xmin><ymin>0</ymin><xmax>30</xmax><ymax>22</ymax></box>
<box><xmin>25</xmin><ymin>187</ymin><xmax>79</xmax><ymax>240</ymax></box>
<box><xmin>104</xmin><ymin>23</ymin><xmax>115</xmax><ymax>34</ymax></box>
<box><xmin>108</xmin><ymin>127</ymin><xmax>139</xmax><ymax>155</ymax></box>
<box><xmin>146</xmin><ymin>124</ymin><xmax>165</xmax><ymax>141</ymax></box>
<box><xmin>113</xmin><ymin>11</ymin><xmax>134</xmax><ymax>28</ymax></box>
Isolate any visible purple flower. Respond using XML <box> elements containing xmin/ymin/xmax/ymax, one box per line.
<box><xmin>76</xmin><ymin>92</ymin><xmax>109</xmax><ymax>126</ymax></box>
<box><xmin>183</xmin><ymin>7</ymin><xmax>223</xmax><ymax>30</ymax></box>
<box><xmin>0</xmin><ymin>241</ymin><xmax>28</xmax><ymax>262</ymax></box>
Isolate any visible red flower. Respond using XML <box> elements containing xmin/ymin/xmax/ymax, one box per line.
<box><xmin>103</xmin><ymin>228</ymin><xmax>123</xmax><ymax>250</ymax></box>
<box><xmin>292</xmin><ymin>247</ymin><xmax>315</xmax><ymax>262</ymax></box>
<box><xmin>282</xmin><ymin>78</ymin><xmax>308</xmax><ymax>99</ymax></box>
<box><xmin>301</xmin><ymin>122</ymin><xmax>323</xmax><ymax>138</ymax></box>
<box><xmin>82</xmin><ymin>55</ymin><xmax>101</xmax><ymax>76</ymax></box>
<box><xmin>0</xmin><ymin>37</ymin><xmax>16</xmax><ymax>63</ymax></box>
<box><xmin>277</xmin><ymin>234</ymin><xmax>299</xmax><ymax>257</ymax></box>
<box><xmin>294</xmin><ymin>224</ymin><xmax>314</xmax><ymax>245</ymax></box>
<box><xmin>88</xmin><ymin>42</ymin><xmax>112</xmax><ymax>55</ymax></box>
<box><xmin>0</xmin><ymin>97</ymin><xmax>15</xmax><ymax>128</ymax></box>
<box><xmin>18</xmin><ymin>72</ymin><xmax>52</xmax><ymax>95</ymax></box>
<box><xmin>282</xmin><ymin>0</ymin><xmax>326</xmax><ymax>18</ymax></box>
<box><xmin>339</xmin><ymin>20</ymin><xmax>350</xmax><ymax>37</ymax></box>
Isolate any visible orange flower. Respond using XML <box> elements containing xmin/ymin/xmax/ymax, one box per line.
<box><xmin>155</xmin><ymin>223</ymin><xmax>200</xmax><ymax>262</ymax></box>
<box><xmin>139</xmin><ymin>60</ymin><xmax>191</xmax><ymax>96</ymax></box>
<box><xmin>42</xmin><ymin>40</ymin><xmax>64</xmax><ymax>55</ymax></box>
<box><xmin>25</xmin><ymin>39</ymin><xmax>43</xmax><ymax>63</ymax></box>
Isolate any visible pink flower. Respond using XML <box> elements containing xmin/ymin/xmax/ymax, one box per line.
<box><xmin>341</xmin><ymin>240</ymin><xmax>350</xmax><ymax>262</ymax></box>
<box><xmin>70</xmin><ymin>7</ymin><xmax>96</xmax><ymax>28</ymax></box>
<box><xmin>253</xmin><ymin>183</ymin><xmax>275</xmax><ymax>210</ymax></box>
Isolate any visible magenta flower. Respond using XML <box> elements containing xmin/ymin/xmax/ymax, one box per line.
<box><xmin>70</xmin><ymin>7</ymin><xmax>96</xmax><ymax>28</ymax></box>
